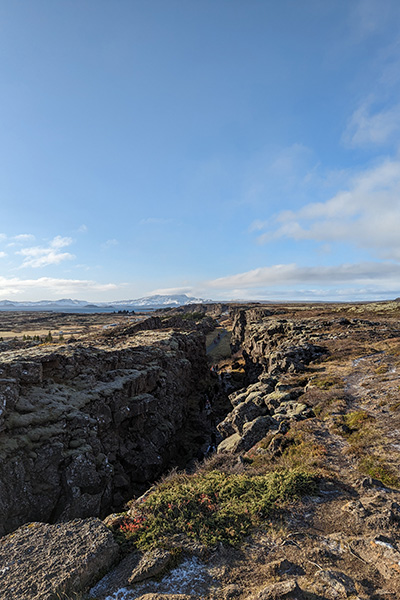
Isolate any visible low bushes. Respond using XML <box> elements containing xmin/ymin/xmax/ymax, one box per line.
<box><xmin>359</xmin><ymin>455</ymin><xmax>400</xmax><ymax>488</ymax></box>
<box><xmin>118</xmin><ymin>468</ymin><xmax>317</xmax><ymax>550</ymax></box>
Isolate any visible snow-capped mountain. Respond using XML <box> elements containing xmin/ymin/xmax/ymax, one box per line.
<box><xmin>108</xmin><ymin>294</ymin><xmax>209</xmax><ymax>307</ymax></box>
<box><xmin>0</xmin><ymin>298</ymin><xmax>93</xmax><ymax>308</ymax></box>
<box><xmin>0</xmin><ymin>294</ymin><xmax>211</xmax><ymax>310</ymax></box>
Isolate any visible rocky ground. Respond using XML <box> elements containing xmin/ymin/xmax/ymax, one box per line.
<box><xmin>0</xmin><ymin>310</ymin><xmax>142</xmax><ymax>343</ymax></box>
<box><xmin>1</xmin><ymin>302</ymin><xmax>400</xmax><ymax>599</ymax></box>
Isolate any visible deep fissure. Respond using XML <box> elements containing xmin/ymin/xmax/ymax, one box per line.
<box><xmin>0</xmin><ymin>305</ymin><xmax>328</xmax><ymax>534</ymax></box>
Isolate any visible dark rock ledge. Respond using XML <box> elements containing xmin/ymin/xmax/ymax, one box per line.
<box><xmin>0</xmin><ymin>329</ymin><xmax>207</xmax><ymax>535</ymax></box>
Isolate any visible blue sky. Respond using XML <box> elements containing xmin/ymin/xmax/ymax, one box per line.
<box><xmin>1</xmin><ymin>0</ymin><xmax>400</xmax><ymax>302</ymax></box>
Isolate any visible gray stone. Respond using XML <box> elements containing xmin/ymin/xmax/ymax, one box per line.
<box><xmin>0</xmin><ymin>378</ymin><xmax>19</xmax><ymax>430</ymax></box>
<box><xmin>218</xmin><ymin>397</ymin><xmax>268</xmax><ymax>437</ymax></box>
<box><xmin>217</xmin><ymin>432</ymin><xmax>242</xmax><ymax>453</ymax></box>
<box><xmin>254</xmin><ymin>579</ymin><xmax>302</xmax><ymax>599</ymax></box>
<box><xmin>0</xmin><ymin>329</ymin><xmax>208</xmax><ymax>534</ymax></box>
<box><xmin>0</xmin><ymin>518</ymin><xmax>119</xmax><ymax>600</ymax></box>
<box><xmin>129</xmin><ymin>548</ymin><xmax>174</xmax><ymax>584</ymax></box>
<box><xmin>317</xmin><ymin>570</ymin><xmax>355</xmax><ymax>597</ymax></box>
<box><xmin>236</xmin><ymin>416</ymin><xmax>276</xmax><ymax>452</ymax></box>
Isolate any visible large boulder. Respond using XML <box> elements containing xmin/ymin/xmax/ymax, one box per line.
<box><xmin>217</xmin><ymin>398</ymin><xmax>269</xmax><ymax>438</ymax></box>
<box><xmin>236</xmin><ymin>416</ymin><xmax>276</xmax><ymax>452</ymax></box>
<box><xmin>0</xmin><ymin>518</ymin><xmax>119</xmax><ymax>600</ymax></box>
<box><xmin>217</xmin><ymin>432</ymin><xmax>242</xmax><ymax>454</ymax></box>
<box><xmin>251</xmin><ymin>579</ymin><xmax>303</xmax><ymax>599</ymax></box>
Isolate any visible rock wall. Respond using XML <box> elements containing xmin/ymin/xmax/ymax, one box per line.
<box><xmin>156</xmin><ymin>302</ymin><xmax>230</xmax><ymax>318</ymax></box>
<box><xmin>0</xmin><ymin>329</ymin><xmax>207</xmax><ymax>535</ymax></box>
<box><xmin>217</xmin><ymin>309</ymin><xmax>326</xmax><ymax>454</ymax></box>
<box><xmin>231</xmin><ymin>308</ymin><xmax>325</xmax><ymax>380</ymax></box>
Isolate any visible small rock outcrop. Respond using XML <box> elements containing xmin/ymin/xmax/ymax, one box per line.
<box><xmin>129</xmin><ymin>549</ymin><xmax>174</xmax><ymax>584</ymax></box>
<box><xmin>217</xmin><ymin>376</ymin><xmax>313</xmax><ymax>455</ymax></box>
<box><xmin>251</xmin><ymin>580</ymin><xmax>302</xmax><ymax>600</ymax></box>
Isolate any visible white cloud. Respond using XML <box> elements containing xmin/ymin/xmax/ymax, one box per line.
<box><xmin>149</xmin><ymin>286</ymin><xmax>194</xmax><ymax>296</ymax></box>
<box><xmin>0</xmin><ymin>233</ymin><xmax>36</xmax><ymax>245</ymax></box>
<box><xmin>17</xmin><ymin>236</ymin><xmax>75</xmax><ymax>268</ymax></box>
<box><xmin>0</xmin><ymin>276</ymin><xmax>119</xmax><ymax>298</ymax></box>
<box><xmin>206</xmin><ymin>262</ymin><xmax>400</xmax><ymax>291</ymax></box>
<box><xmin>248</xmin><ymin>220</ymin><xmax>268</xmax><ymax>233</ymax></box>
<box><xmin>0</xmin><ymin>252</ymin><xmax>6</xmax><ymax>258</ymax></box>
<box><xmin>78</xmin><ymin>224</ymin><xmax>88</xmax><ymax>233</ymax></box>
<box><xmin>350</xmin><ymin>0</ymin><xmax>394</xmax><ymax>40</ymax></box>
<box><xmin>140</xmin><ymin>218</ymin><xmax>174</xmax><ymax>225</ymax></box>
<box><xmin>343</xmin><ymin>13</ymin><xmax>400</xmax><ymax>150</ymax></box>
<box><xmin>216</xmin><ymin>286</ymin><xmax>400</xmax><ymax>302</ymax></box>
<box><xmin>13</xmin><ymin>233</ymin><xmax>36</xmax><ymax>243</ymax></box>
<box><xmin>344</xmin><ymin>99</ymin><xmax>400</xmax><ymax>147</ymax></box>
<box><xmin>101</xmin><ymin>239</ymin><xmax>119</xmax><ymax>249</ymax></box>
<box><xmin>256</xmin><ymin>158</ymin><xmax>400</xmax><ymax>260</ymax></box>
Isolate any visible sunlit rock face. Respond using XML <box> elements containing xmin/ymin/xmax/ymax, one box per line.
<box><xmin>231</xmin><ymin>307</ymin><xmax>325</xmax><ymax>379</ymax></box>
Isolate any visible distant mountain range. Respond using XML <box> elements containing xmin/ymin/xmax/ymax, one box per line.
<box><xmin>108</xmin><ymin>294</ymin><xmax>212</xmax><ymax>307</ymax></box>
<box><xmin>0</xmin><ymin>294</ymin><xmax>211</xmax><ymax>310</ymax></box>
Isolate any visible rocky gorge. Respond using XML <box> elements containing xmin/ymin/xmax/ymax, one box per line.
<box><xmin>1</xmin><ymin>301</ymin><xmax>400</xmax><ymax>600</ymax></box>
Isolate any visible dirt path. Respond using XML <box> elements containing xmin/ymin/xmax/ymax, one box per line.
<box><xmin>343</xmin><ymin>350</ymin><xmax>400</xmax><ymax>478</ymax></box>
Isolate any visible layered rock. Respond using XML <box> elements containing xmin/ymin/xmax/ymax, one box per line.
<box><xmin>231</xmin><ymin>309</ymin><xmax>325</xmax><ymax>379</ymax></box>
<box><xmin>217</xmin><ymin>379</ymin><xmax>313</xmax><ymax>454</ymax></box>
<box><xmin>157</xmin><ymin>302</ymin><xmax>229</xmax><ymax>318</ymax></box>
<box><xmin>0</xmin><ymin>329</ymin><xmax>207</xmax><ymax>535</ymax></box>
<box><xmin>218</xmin><ymin>309</ymin><xmax>322</xmax><ymax>454</ymax></box>
<box><xmin>102</xmin><ymin>314</ymin><xmax>217</xmax><ymax>339</ymax></box>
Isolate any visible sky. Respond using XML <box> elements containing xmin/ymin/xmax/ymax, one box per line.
<box><xmin>1</xmin><ymin>0</ymin><xmax>400</xmax><ymax>302</ymax></box>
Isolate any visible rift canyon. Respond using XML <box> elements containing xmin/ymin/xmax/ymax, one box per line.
<box><xmin>0</xmin><ymin>300</ymin><xmax>400</xmax><ymax>600</ymax></box>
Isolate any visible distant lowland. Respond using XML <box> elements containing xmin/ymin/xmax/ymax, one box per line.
<box><xmin>0</xmin><ymin>294</ymin><xmax>212</xmax><ymax>313</ymax></box>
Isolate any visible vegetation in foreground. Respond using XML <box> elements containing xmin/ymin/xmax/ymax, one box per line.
<box><xmin>117</xmin><ymin>468</ymin><xmax>317</xmax><ymax>550</ymax></box>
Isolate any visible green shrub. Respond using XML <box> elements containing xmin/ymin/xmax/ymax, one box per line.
<box><xmin>312</xmin><ymin>375</ymin><xmax>343</xmax><ymax>390</ymax></box>
<box><xmin>333</xmin><ymin>410</ymin><xmax>374</xmax><ymax>438</ymax></box>
<box><xmin>345</xmin><ymin>410</ymin><xmax>374</xmax><ymax>431</ymax></box>
<box><xmin>119</xmin><ymin>469</ymin><xmax>317</xmax><ymax>550</ymax></box>
<box><xmin>359</xmin><ymin>455</ymin><xmax>400</xmax><ymax>488</ymax></box>
<box><xmin>180</xmin><ymin>312</ymin><xmax>205</xmax><ymax>321</ymax></box>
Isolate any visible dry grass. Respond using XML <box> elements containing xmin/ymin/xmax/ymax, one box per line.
<box><xmin>310</xmin><ymin>375</ymin><xmax>344</xmax><ymax>390</ymax></box>
<box><xmin>207</xmin><ymin>330</ymin><xmax>232</xmax><ymax>362</ymax></box>
<box><xmin>358</xmin><ymin>455</ymin><xmax>400</xmax><ymax>488</ymax></box>
<box><xmin>243</xmin><ymin>422</ymin><xmax>329</xmax><ymax>477</ymax></box>
<box><xmin>329</xmin><ymin>408</ymin><xmax>400</xmax><ymax>488</ymax></box>
<box><xmin>301</xmin><ymin>387</ymin><xmax>347</xmax><ymax>420</ymax></box>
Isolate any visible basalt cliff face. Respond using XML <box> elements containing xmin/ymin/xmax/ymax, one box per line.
<box><xmin>0</xmin><ymin>329</ymin><xmax>207</xmax><ymax>535</ymax></box>
<box><xmin>217</xmin><ymin>308</ymin><xmax>326</xmax><ymax>455</ymax></box>
<box><xmin>230</xmin><ymin>307</ymin><xmax>326</xmax><ymax>379</ymax></box>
